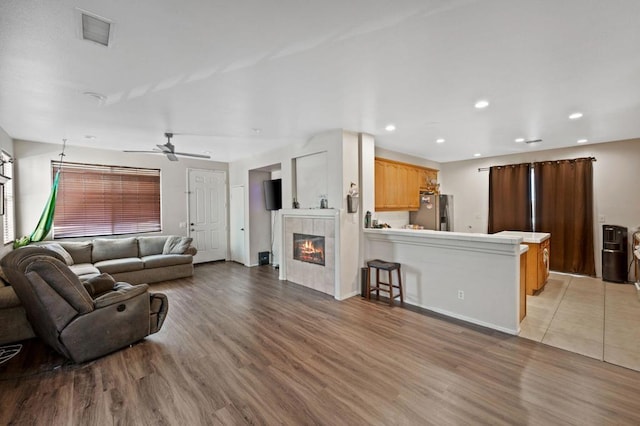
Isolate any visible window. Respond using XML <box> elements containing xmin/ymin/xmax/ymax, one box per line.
<box><xmin>52</xmin><ymin>161</ymin><xmax>161</xmax><ymax>238</ymax></box>
<box><xmin>1</xmin><ymin>151</ymin><xmax>15</xmax><ymax>244</ymax></box>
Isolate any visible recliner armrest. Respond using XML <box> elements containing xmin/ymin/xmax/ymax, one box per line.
<box><xmin>93</xmin><ymin>283</ymin><xmax>149</xmax><ymax>309</ymax></box>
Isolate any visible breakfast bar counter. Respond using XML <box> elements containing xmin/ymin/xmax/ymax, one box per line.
<box><xmin>364</xmin><ymin>228</ymin><xmax>525</xmax><ymax>334</ymax></box>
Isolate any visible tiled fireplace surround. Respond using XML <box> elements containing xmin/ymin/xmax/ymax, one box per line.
<box><xmin>280</xmin><ymin>209</ymin><xmax>340</xmax><ymax>297</ymax></box>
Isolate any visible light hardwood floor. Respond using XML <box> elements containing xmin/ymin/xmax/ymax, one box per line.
<box><xmin>3</xmin><ymin>262</ymin><xmax>640</xmax><ymax>424</ymax></box>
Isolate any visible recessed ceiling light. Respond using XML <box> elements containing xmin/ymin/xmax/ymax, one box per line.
<box><xmin>569</xmin><ymin>112</ymin><xmax>583</xmax><ymax>120</ymax></box>
<box><xmin>473</xmin><ymin>153</ymin><xmax>482</xmax><ymax>157</ymax></box>
<box><xmin>84</xmin><ymin>135</ymin><xmax>96</xmax><ymax>140</ymax></box>
<box><xmin>385</xmin><ymin>124</ymin><xmax>396</xmax><ymax>132</ymax></box>
<box><xmin>515</xmin><ymin>138</ymin><xmax>525</xmax><ymax>143</ymax></box>
<box><xmin>436</xmin><ymin>138</ymin><xmax>445</xmax><ymax>144</ymax></box>
<box><xmin>203</xmin><ymin>150</ymin><xmax>211</xmax><ymax>154</ymax></box>
<box><xmin>474</xmin><ymin>100</ymin><xmax>490</xmax><ymax>109</ymax></box>
<box><xmin>252</xmin><ymin>128</ymin><xmax>261</xmax><ymax>134</ymax></box>
<box><xmin>577</xmin><ymin>139</ymin><xmax>588</xmax><ymax>144</ymax></box>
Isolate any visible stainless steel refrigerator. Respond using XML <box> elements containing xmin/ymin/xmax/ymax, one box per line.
<box><xmin>410</xmin><ymin>193</ymin><xmax>454</xmax><ymax>231</ymax></box>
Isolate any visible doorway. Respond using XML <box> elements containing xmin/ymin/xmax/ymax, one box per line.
<box><xmin>187</xmin><ymin>169</ymin><xmax>227</xmax><ymax>263</ymax></box>
<box><xmin>230</xmin><ymin>185</ymin><xmax>245</xmax><ymax>264</ymax></box>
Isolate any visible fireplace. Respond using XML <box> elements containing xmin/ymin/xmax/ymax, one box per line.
<box><xmin>293</xmin><ymin>233</ymin><xmax>325</xmax><ymax>266</ymax></box>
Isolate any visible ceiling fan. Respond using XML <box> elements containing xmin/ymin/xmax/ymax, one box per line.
<box><xmin>124</xmin><ymin>132</ymin><xmax>211</xmax><ymax>161</ymax></box>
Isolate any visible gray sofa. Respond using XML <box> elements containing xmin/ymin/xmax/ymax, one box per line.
<box><xmin>0</xmin><ymin>235</ymin><xmax>196</xmax><ymax>345</ymax></box>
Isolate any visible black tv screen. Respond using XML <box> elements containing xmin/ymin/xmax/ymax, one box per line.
<box><xmin>263</xmin><ymin>178</ymin><xmax>282</xmax><ymax>211</ymax></box>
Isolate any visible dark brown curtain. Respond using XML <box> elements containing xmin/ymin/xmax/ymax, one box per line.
<box><xmin>534</xmin><ymin>158</ymin><xmax>595</xmax><ymax>276</ymax></box>
<box><xmin>488</xmin><ymin>163</ymin><xmax>532</xmax><ymax>234</ymax></box>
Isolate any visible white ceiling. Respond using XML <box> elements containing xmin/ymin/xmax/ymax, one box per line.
<box><xmin>1</xmin><ymin>0</ymin><xmax>639</xmax><ymax>163</ymax></box>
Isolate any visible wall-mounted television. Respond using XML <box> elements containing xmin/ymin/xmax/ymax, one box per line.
<box><xmin>263</xmin><ymin>178</ymin><xmax>282</xmax><ymax>211</ymax></box>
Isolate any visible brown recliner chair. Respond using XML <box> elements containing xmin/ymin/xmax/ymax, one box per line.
<box><xmin>0</xmin><ymin>246</ymin><xmax>168</xmax><ymax>363</ymax></box>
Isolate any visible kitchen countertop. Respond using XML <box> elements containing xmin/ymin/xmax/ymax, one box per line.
<box><xmin>365</xmin><ymin>227</ymin><xmax>523</xmax><ymax>246</ymax></box>
<box><xmin>494</xmin><ymin>230</ymin><xmax>550</xmax><ymax>244</ymax></box>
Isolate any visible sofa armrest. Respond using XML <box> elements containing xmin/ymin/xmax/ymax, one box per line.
<box><xmin>93</xmin><ymin>283</ymin><xmax>149</xmax><ymax>309</ymax></box>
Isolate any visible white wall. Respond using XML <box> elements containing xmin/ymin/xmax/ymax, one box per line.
<box><xmin>295</xmin><ymin>151</ymin><xmax>328</xmax><ymax>209</ymax></box>
<box><xmin>339</xmin><ymin>131</ymin><xmax>361</xmax><ymax>299</ymax></box>
<box><xmin>375</xmin><ymin>147</ymin><xmax>441</xmax><ymax>170</ymax></box>
<box><xmin>440</xmin><ymin>138</ymin><xmax>640</xmax><ymax>278</ymax></box>
<box><xmin>13</xmin><ymin>140</ymin><xmax>228</xmax><ymax>243</ymax></box>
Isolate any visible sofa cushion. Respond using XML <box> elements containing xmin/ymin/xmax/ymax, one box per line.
<box><xmin>162</xmin><ymin>236</ymin><xmax>193</xmax><ymax>255</ymax></box>
<box><xmin>0</xmin><ymin>266</ymin><xmax>9</xmax><ymax>286</ymax></box>
<box><xmin>92</xmin><ymin>238</ymin><xmax>138</xmax><ymax>263</ymax></box>
<box><xmin>0</xmin><ymin>286</ymin><xmax>21</xmax><ymax>309</ymax></box>
<box><xmin>138</xmin><ymin>236</ymin><xmax>169</xmax><ymax>257</ymax></box>
<box><xmin>142</xmin><ymin>254</ymin><xmax>193</xmax><ymax>269</ymax></box>
<box><xmin>40</xmin><ymin>243</ymin><xmax>75</xmax><ymax>266</ymax></box>
<box><xmin>58</xmin><ymin>242</ymin><xmax>93</xmax><ymax>264</ymax></box>
<box><xmin>94</xmin><ymin>257</ymin><xmax>144</xmax><ymax>274</ymax></box>
<box><xmin>69</xmin><ymin>263</ymin><xmax>101</xmax><ymax>278</ymax></box>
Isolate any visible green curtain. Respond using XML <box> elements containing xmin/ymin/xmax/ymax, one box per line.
<box><xmin>14</xmin><ymin>169</ymin><xmax>61</xmax><ymax>248</ymax></box>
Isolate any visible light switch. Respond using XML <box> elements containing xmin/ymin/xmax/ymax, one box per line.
<box><xmin>598</xmin><ymin>215</ymin><xmax>605</xmax><ymax>223</ymax></box>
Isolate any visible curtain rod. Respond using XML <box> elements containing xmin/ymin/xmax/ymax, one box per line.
<box><xmin>477</xmin><ymin>157</ymin><xmax>596</xmax><ymax>172</ymax></box>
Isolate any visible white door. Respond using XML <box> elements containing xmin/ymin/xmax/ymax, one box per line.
<box><xmin>230</xmin><ymin>185</ymin><xmax>245</xmax><ymax>264</ymax></box>
<box><xmin>188</xmin><ymin>169</ymin><xmax>227</xmax><ymax>263</ymax></box>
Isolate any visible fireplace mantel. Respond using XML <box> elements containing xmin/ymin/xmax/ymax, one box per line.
<box><xmin>279</xmin><ymin>209</ymin><xmax>343</xmax><ymax>299</ymax></box>
<box><xmin>280</xmin><ymin>208</ymin><xmax>338</xmax><ymax>217</ymax></box>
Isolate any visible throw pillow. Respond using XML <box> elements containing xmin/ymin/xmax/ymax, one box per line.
<box><xmin>82</xmin><ymin>273</ymin><xmax>116</xmax><ymax>297</ymax></box>
<box><xmin>41</xmin><ymin>243</ymin><xmax>75</xmax><ymax>266</ymax></box>
<box><xmin>162</xmin><ymin>236</ymin><xmax>193</xmax><ymax>255</ymax></box>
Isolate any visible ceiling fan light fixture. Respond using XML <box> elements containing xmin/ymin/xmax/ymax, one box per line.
<box><xmin>124</xmin><ymin>132</ymin><xmax>211</xmax><ymax>161</ymax></box>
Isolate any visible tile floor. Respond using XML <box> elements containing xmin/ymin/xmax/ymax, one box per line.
<box><xmin>519</xmin><ymin>272</ymin><xmax>640</xmax><ymax>371</ymax></box>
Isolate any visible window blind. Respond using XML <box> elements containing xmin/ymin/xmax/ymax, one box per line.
<box><xmin>2</xmin><ymin>152</ymin><xmax>14</xmax><ymax>244</ymax></box>
<box><xmin>52</xmin><ymin>161</ymin><xmax>161</xmax><ymax>238</ymax></box>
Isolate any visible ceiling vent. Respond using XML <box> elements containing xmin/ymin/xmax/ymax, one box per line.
<box><xmin>78</xmin><ymin>10</ymin><xmax>112</xmax><ymax>47</ymax></box>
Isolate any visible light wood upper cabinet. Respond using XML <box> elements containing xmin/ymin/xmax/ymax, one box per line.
<box><xmin>374</xmin><ymin>157</ymin><xmax>438</xmax><ymax>212</ymax></box>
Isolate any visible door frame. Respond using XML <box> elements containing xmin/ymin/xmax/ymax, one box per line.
<box><xmin>229</xmin><ymin>184</ymin><xmax>246</xmax><ymax>265</ymax></box>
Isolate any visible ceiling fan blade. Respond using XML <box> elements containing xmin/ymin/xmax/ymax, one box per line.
<box><xmin>166</xmin><ymin>153</ymin><xmax>179</xmax><ymax>161</ymax></box>
<box><xmin>156</xmin><ymin>144</ymin><xmax>172</xmax><ymax>153</ymax></box>
<box><xmin>173</xmin><ymin>151</ymin><xmax>212</xmax><ymax>159</ymax></box>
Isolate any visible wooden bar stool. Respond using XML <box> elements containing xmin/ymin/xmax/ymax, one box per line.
<box><xmin>366</xmin><ymin>259</ymin><xmax>403</xmax><ymax>306</ymax></box>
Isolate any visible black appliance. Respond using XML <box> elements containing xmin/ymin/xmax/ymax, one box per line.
<box><xmin>263</xmin><ymin>178</ymin><xmax>282</xmax><ymax>210</ymax></box>
<box><xmin>258</xmin><ymin>251</ymin><xmax>270</xmax><ymax>265</ymax></box>
<box><xmin>602</xmin><ymin>224</ymin><xmax>628</xmax><ymax>283</ymax></box>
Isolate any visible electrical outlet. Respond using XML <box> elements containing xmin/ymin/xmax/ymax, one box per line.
<box><xmin>457</xmin><ymin>290</ymin><xmax>464</xmax><ymax>300</ymax></box>
<box><xmin>598</xmin><ymin>215</ymin><xmax>605</xmax><ymax>223</ymax></box>
<box><xmin>179</xmin><ymin>222</ymin><xmax>187</xmax><ymax>228</ymax></box>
